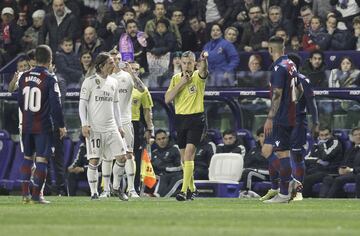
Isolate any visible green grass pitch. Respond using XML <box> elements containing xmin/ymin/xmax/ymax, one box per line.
<box><xmin>1</xmin><ymin>196</ymin><xmax>360</xmax><ymax>236</ymax></box>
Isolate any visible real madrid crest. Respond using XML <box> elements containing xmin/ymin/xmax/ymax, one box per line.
<box><xmin>95</xmin><ymin>79</ymin><xmax>100</xmax><ymax>85</ymax></box>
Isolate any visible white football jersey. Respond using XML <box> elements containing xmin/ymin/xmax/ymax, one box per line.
<box><xmin>80</xmin><ymin>73</ymin><xmax>119</xmax><ymax>132</ymax></box>
<box><xmin>111</xmin><ymin>70</ymin><xmax>133</xmax><ymax>124</ymax></box>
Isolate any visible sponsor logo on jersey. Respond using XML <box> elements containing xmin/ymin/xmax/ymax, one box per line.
<box><xmin>189</xmin><ymin>84</ymin><xmax>196</xmax><ymax>94</ymax></box>
<box><xmin>95</xmin><ymin>79</ymin><xmax>100</xmax><ymax>85</ymax></box>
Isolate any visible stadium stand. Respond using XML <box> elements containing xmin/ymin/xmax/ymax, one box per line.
<box><xmin>0</xmin><ymin>130</ymin><xmax>15</xmax><ymax>180</ymax></box>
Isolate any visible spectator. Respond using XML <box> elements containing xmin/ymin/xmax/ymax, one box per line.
<box><xmin>79</xmin><ymin>51</ymin><xmax>94</xmax><ymax>77</ymax></box>
<box><xmin>171</xmin><ymin>9</ymin><xmax>192</xmax><ymax>52</ymax></box>
<box><xmin>329</xmin><ymin>56</ymin><xmax>360</xmax><ymax>88</ymax></box>
<box><xmin>119</xmin><ymin>19</ymin><xmax>148</xmax><ymax>71</ymax></box>
<box><xmin>239</xmin><ymin>126</ymin><xmax>268</xmax><ymax>197</ymax></box>
<box><xmin>239</xmin><ymin>4</ymin><xmax>269</xmax><ymax>52</ymax></box>
<box><xmin>55</xmin><ymin>37</ymin><xmax>83</xmax><ymax>89</ymax></box>
<box><xmin>300</xmin><ymin>50</ymin><xmax>328</xmax><ymax>87</ymax></box>
<box><xmin>330</xmin><ymin>0</ymin><xmax>360</xmax><ymax>30</ymax></box>
<box><xmin>38</xmin><ymin>0</ymin><xmax>80</xmax><ymax>53</ymax></box>
<box><xmin>298</xmin><ymin>5</ymin><xmax>314</xmax><ymax>40</ymax></box>
<box><xmin>303</xmin><ymin>126</ymin><xmax>343</xmax><ymax>198</ymax></box>
<box><xmin>320</xmin><ymin>127</ymin><xmax>360</xmax><ymax>198</ymax></box>
<box><xmin>203</xmin><ymin>23</ymin><xmax>239</xmax><ymax>87</ymax></box>
<box><xmin>77</xmin><ymin>26</ymin><xmax>105</xmax><ymax>59</ymax></box>
<box><xmin>147</xmin><ymin>18</ymin><xmax>178</xmax><ymax>56</ymax></box>
<box><xmin>0</xmin><ymin>7</ymin><xmax>24</xmax><ymax>67</ymax></box>
<box><xmin>275</xmin><ymin>27</ymin><xmax>292</xmax><ymax>51</ymax></box>
<box><xmin>137</xmin><ymin>0</ymin><xmax>154</xmax><ymax>31</ymax></box>
<box><xmin>224</xmin><ymin>26</ymin><xmax>241</xmax><ymax>51</ymax></box>
<box><xmin>144</xmin><ymin>3</ymin><xmax>182</xmax><ymax>49</ymax></box>
<box><xmin>216</xmin><ymin>129</ymin><xmax>246</xmax><ymax>156</ymax></box>
<box><xmin>194</xmin><ymin>133</ymin><xmax>215</xmax><ymax>180</ymax></box>
<box><xmin>21</xmin><ymin>9</ymin><xmax>45</xmax><ymax>52</ymax></box>
<box><xmin>290</xmin><ymin>35</ymin><xmax>302</xmax><ymax>51</ymax></box>
<box><xmin>237</xmin><ymin>54</ymin><xmax>269</xmax><ymax>88</ymax></box>
<box><xmin>265</xmin><ymin>5</ymin><xmax>293</xmax><ymax>38</ymax></box>
<box><xmin>151</xmin><ymin>129</ymin><xmax>182</xmax><ymax>197</ymax></box>
<box><xmin>97</xmin><ymin>0</ymin><xmax>125</xmax><ymax>51</ymax></box>
<box><xmin>187</xmin><ymin>16</ymin><xmax>208</xmax><ymax>52</ymax></box>
<box><xmin>352</xmin><ymin>16</ymin><xmax>360</xmax><ymax>50</ymax></box>
<box><xmin>67</xmin><ymin>136</ymin><xmax>90</xmax><ymax>196</ymax></box>
<box><xmin>157</xmin><ymin>51</ymin><xmax>182</xmax><ymax>87</ymax></box>
<box><xmin>302</xmin><ymin>16</ymin><xmax>330</xmax><ymax>52</ymax></box>
<box><xmin>325</xmin><ymin>14</ymin><xmax>356</xmax><ymax>50</ymax></box>
<box><xmin>8</xmin><ymin>56</ymin><xmax>31</xmax><ymax>92</ymax></box>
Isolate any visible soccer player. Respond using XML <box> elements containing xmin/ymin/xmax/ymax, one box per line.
<box><xmin>288</xmin><ymin>53</ymin><xmax>319</xmax><ymax>201</ymax></box>
<box><xmin>79</xmin><ymin>52</ymin><xmax>128</xmax><ymax>200</ymax></box>
<box><xmin>17</xmin><ymin>45</ymin><xmax>66</xmax><ymax>204</ymax></box>
<box><xmin>130</xmin><ymin>62</ymin><xmax>154</xmax><ymax>192</ymax></box>
<box><xmin>165</xmin><ymin>50</ymin><xmax>208</xmax><ymax>201</ymax></box>
<box><xmin>260</xmin><ymin>36</ymin><xmax>302</xmax><ymax>203</ymax></box>
<box><xmin>108</xmin><ymin>50</ymin><xmax>146</xmax><ymax>199</ymax></box>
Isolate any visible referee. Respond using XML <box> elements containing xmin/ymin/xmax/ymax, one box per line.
<box><xmin>165</xmin><ymin>51</ymin><xmax>208</xmax><ymax>201</ymax></box>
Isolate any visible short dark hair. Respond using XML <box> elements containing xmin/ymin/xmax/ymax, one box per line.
<box><xmin>223</xmin><ymin>129</ymin><xmax>236</xmax><ymax>137</ymax></box>
<box><xmin>319</xmin><ymin>125</ymin><xmax>331</xmax><ymax>133</ymax></box>
<box><xmin>310</xmin><ymin>49</ymin><xmax>324</xmax><ymax>59</ymax></box>
<box><xmin>300</xmin><ymin>5</ymin><xmax>311</xmax><ymax>13</ymax></box>
<box><xmin>17</xmin><ymin>56</ymin><xmax>29</xmax><ymax>64</ymax></box>
<box><xmin>125</xmin><ymin>19</ymin><xmax>138</xmax><ymax>28</ymax></box>
<box><xmin>268</xmin><ymin>36</ymin><xmax>284</xmax><ymax>45</ymax></box>
<box><xmin>26</xmin><ymin>49</ymin><xmax>35</xmax><ymax>60</ymax></box>
<box><xmin>94</xmin><ymin>52</ymin><xmax>111</xmax><ymax>73</ymax></box>
<box><xmin>288</xmin><ymin>53</ymin><xmax>302</xmax><ymax>70</ymax></box>
<box><xmin>156</xmin><ymin>18</ymin><xmax>169</xmax><ymax>28</ymax></box>
<box><xmin>60</xmin><ymin>36</ymin><xmax>73</xmax><ymax>45</ymax></box>
<box><xmin>35</xmin><ymin>45</ymin><xmax>52</xmax><ymax>64</ymax></box>
<box><xmin>256</xmin><ymin>126</ymin><xmax>264</xmax><ymax>136</ymax></box>
<box><xmin>155</xmin><ymin>129</ymin><xmax>167</xmax><ymax>137</ymax></box>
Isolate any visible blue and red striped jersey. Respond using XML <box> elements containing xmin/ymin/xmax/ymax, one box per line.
<box><xmin>269</xmin><ymin>55</ymin><xmax>297</xmax><ymax>127</ymax></box>
<box><xmin>17</xmin><ymin>66</ymin><xmax>65</xmax><ymax>134</ymax></box>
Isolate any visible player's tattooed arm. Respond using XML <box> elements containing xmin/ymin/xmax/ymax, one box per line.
<box><xmin>268</xmin><ymin>88</ymin><xmax>283</xmax><ymax>120</ymax></box>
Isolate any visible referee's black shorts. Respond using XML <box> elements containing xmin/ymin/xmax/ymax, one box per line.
<box><xmin>175</xmin><ymin>113</ymin><xmax>206</xmax><ymax>149</ymax></box>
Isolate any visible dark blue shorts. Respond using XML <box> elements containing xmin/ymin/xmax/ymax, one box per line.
<box><xmin>22</xmin><ymin>133</ymin><xmax>53</xmax><ymax>158</ymax></box>
<box><xmin>264</xmin><ymin>125</ymin><xmax>293</xmax><ymax>151</ymax></box>
<box><xmin>291</xmin><ymin>123</ymin><xmax>307</xmax><ymax>151</ymax></box>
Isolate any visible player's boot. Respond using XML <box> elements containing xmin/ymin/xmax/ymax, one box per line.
<box><xmin>99</xmin><ymin>191</ymin><xmax>111</xmax><ymax>198</ymax></box>
<box><xmin>22</xmin><ymin>195</ymin><xmax>31</xmax><ymax>204</ymax></box>
<box><xmin>259</xmin><ymin>189</ymin><xmax>279</xmax><ymax>201</ymax></box>
<box><xmin>128</xmin><ymin>189</ymin><xmax>140</xmax><ymax>198</ymax></box>
<box><xmin>186</xmin><ymin>189</ymin><xmax>198</xmax><ymax>200</ymax></box>
<box><xmin>176</xmin><ymin>192</ymin><xmax>187</xmax><ymax>201</ymax></box>
<box><xmin>118</xmin><ymin>188</ymin><xmax>129</xmax><ymax>201</ymax></box>
<box><xmin>39</xmin><ymin>195</ymin><xmax>51</xmax><ymax>204</ymax></box>
<box><xmin>90</xmin><ymin>193</ymin><xmax>100</xmax><ymax>200</ymax></box>
<box><xmin>263</xmin><ymin>193</ymin><xmax>290</xmax><ymax>203</ymax></box>
<box><xmin>288</xmin><ymin>179</ymin><xmax>303</xmax><ymax>201</ymax></box>
<box><xmin>292</xmin><ymin>192</ymin><xmax>303</xmax><ymax>201</ymax></box>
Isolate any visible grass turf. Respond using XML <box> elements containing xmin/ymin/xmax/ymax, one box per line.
<box><xmin>0</xmin><ymin>196</ymin><xmax>360</xmax><ymax>236</ymax></box>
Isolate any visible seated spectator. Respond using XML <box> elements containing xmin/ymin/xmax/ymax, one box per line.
<box><xmin>67</xmin><ymin>136</ymin><xmax>90</xmax><ymax>196</ymax></box>
<box><xmin>77</xmin><ymin>26</ymin><xmax>105</xmax><ymax>60</ymax></box>
<box><xmin>203</xmin><ymin>23</ymin><xmax>239</xmax><ymax>87</ymax></box>
<box><xmin>137</xmin><ymin>0</ymin><xmax>154</xmax><ymax>31</ymax></box>
<box><xmin>303</xmin><ymin>126</ymin><xmax>343</xmax><ymax>198</ymax></box>
<box><xmin>119</xmin><ymin>19</ymin><xmax>148</xmax><ymax>72</ymax></box>
<box><xmin>55</xmin><ymin>37</ymin><xmax>83</xmax><ymax>89</ymax></box>
<box><xmin>171</xmin><ymin>9</ymin><xmax>191</xmax><ymax>52</ymax></box>
<box><xmin>224</xmin><ymin>26</ymin><xmax>241</xmax><ymax>51</ymax></box>
<box><xmin>265</xmin><ymin>5</ymin><xmax>293</xmax><ymax>38</ymax></box>
<box><xmin>144</xmin><ymin>3</ymin><xmax>181</xmax><ymax>49</ymax></box>
<box><xmin>239</xmin><ymin>126</ymin><xmax>268</xmax><ymax>198</ymax></box>
<box><xmin>216</xmin><ymin>129</ymin><xmax>246</xmax><ymax>156</ymax></box>
<box><xmin>325</xmin><ymin>14</ymin><xmax>355</xmax><ymax>50</ymax></box>
<box><xmin>151</xmin><ymin>129</ymin><xmax>182</xmax><ymax>197</ymax></box>
<box><xmin>329</xmin><ymin>56</ymin><xmax>360</xmax><ymax>88</ymax></box>
<box><xmin>300</xmin><ymin>50</ymin><xmax>328</xmax><ymax>87</ymax></box>
<box><xmin>320</xmin><ymin>127</ymin><xmax>360</xmax><ymax>198</ymax></box>
<box><xmin>147</xmin><ymin>18</ymin><xmax>178</xmax><ymax>56</ymax></box>
<box><xmin>302</xmin><ymin>16</ymin><xmax>330</xmax><ymax>52</ymax></box>
<box><xmin>239</xmin><ymin>4</ymin><xmax>269</xmax><ymax>52</ymax></box>
<box><xmin>0</xmin><ymin>7</ymin><xmax>23</xmax><ymax>67</ymax></box>
<box><xmin>237</xmin><ymin>54</ymin><xmax>269</xmax><ymax>88</ymax></box>
<box><xmin>21</xmin><ymin>9</ymin><xmax>45</xmax><ymax>52</ymax></box>
<box><xmin>275</xmin><ymin>27</ymin><xmax>292</xmax><ymax>52</ymax></box>
<box><xmin>79</xmin><ymin>51</ymin><xmax>94</xmax><ymax>78</ymax></box>
<box><xmin>194</xmin><ymin>133</ymin><xmax>215</xmax><ymax>180</ymax></box>
<box><xmin>187</xmin><ymin>16</ymin><xmax>207</xmax><ymax>52</ymax></box>
<box><xmin>290</xmin><ymin>35</ymin><xmax>302</xmax><ymax>51</ymax></box>
<box><xmin>157</xmin><ymin>51</ymin><xmax>182</xmax><ymax>87</ymax></box>
<box><xmin>353</xmin><ymin>16</ymin><xmax>360</xmax><ymax>50</ymax></box>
